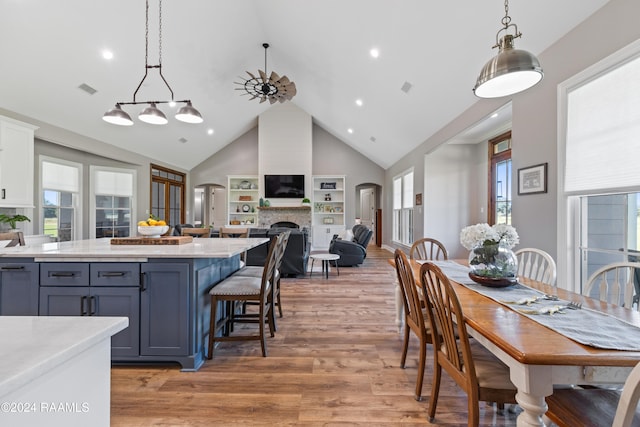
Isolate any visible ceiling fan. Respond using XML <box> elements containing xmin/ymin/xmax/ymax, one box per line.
<box><xmin>236</xmin><ymin>43</ymin><xmax>297</xmax><ymax>104</ymax></box>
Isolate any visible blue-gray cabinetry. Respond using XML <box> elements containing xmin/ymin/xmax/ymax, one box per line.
<box><xmin>0</xmin><ymin>260</ymin><xmax>39</xmax><ymax>315</ymax></box>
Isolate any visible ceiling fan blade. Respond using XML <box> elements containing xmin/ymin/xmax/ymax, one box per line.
<box><xmin>259</xmin><ymin>96</ymin><xmax>268</xmax><ymax>104</ymax></box>
<box><xmin>268</xmin><ymin>96</ymin><xmax>277</xmax><ymax>105</ymax></box>
<box><xmin>258</xmin><ymin>69</ymin><xmax>267</xmax><ymax>83</ymax></box>
<box><xmin>269</xmin><ymin>71</ymin><xmax>280</xmax><ymax>83</ymax></box>
<box><xmin>245</xmin><ymin>71</ymin><xmax>257</xmax><ymax>79</ymax></box>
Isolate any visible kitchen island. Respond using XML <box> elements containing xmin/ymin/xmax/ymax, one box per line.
<box><xmin>0</xmin><ymin>316</ymin><xmax>128</xmax><ymax>427</ymax></box>
<box><xmin>0</xmin><ymin>237</ymin><xmax>268</xmax><ymax>371</ymax></box>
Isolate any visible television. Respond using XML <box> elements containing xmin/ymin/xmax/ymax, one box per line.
<box><xmin>264</xmin><ymin>174</ymin><xmax>305</xmax><ymax>199</ymax></box>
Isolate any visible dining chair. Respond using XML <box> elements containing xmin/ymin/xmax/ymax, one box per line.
<box><xmin>220</xmin><ymin>227</ymin><xmax>249</xmax><ymax>238</ymax></box>
<box><xmin>515</xmin><ymin>247</ymin><xmax>557</xmax><ymax>286</ymax></box>
<box><xmin>419</xmin><ymin>261</ymin><xmax>517</xmax><ymax>426</ymax></box>
<box><xmin>584</xmin><ymin>262</ymin><xmax>640</xmax><ymax>310</ymax></box>
<box><xmin>180</xmin><ymin>227</ymin><xmax>211</xmax><ymax>238</ymax></box>
<box><xmin>0</xmin><ymin>231</ymin><xmax>25</xmax><ymax>247</ymax></box>
<box><xmin>409</xmin><ymin>237</ymin><xmax>448</xmax><ymax>261</ymax></box>
<box><xmin>546</xmin><ymin>360</ymin><xmax>640</xmax><ymax>427</ymax></box>
<box><xmin>207</xmin><ymin>235</ymin><xmax>278</xmax><ymax>358</ymax></box>
<box><xmin>393</xmin><ymin>249</ymin><xmax>434</xmax><ymax>401</ymax></box>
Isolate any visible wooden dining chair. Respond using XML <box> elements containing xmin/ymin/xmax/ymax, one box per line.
<box><xmin>0</xmin><ymin>231</ymin><xmax>25</xmax><ymax>247</ymax></box>
<box><xmin>419</xmin><ymin>261</ymin><xmax>517</xmax><ymax>426</ymax></box>
<box><xmin>409</xmin><ymin>237</ymin><xmax>448</xmax><ymax>261</ymax></box>
<box><xmin>515</xmin><ymin>248</ymin><xmax>557</xmax><ymax>286</ymax></box>
<box><xmin>207</xmin><ymin>235</ymin><xmax>278</xmax><ymax>358</ymax></box>
<box><xmin>393</xmin><ymin>249</ymin><xmax>434</xmax><ymax>401</ymax></box>
<box><xmin>546</xmin><ymin>360</ymin><xmax>640</xmax><ymax>427</ymax></box>
<box><xmin>220</xmin><ymin>227</ymin><xmax>248</xmax><ymax>238</ymax></box>
<box><xmin>584</xmin><ymin>262</ymin><xmax>640</xmax><ymax>310</ymax></box>
<box><xmin>180</xmin><ymin>227</ymin><xmax>211</xmax><ymax>238</ymax></box>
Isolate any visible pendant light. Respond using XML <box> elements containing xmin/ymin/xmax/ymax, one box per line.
<box><xmin>473</xmin><ymin>0</ymin><xmax>543</xmax><ymax>98</ymax></box>
<box><xmin>103</xmin><ymin>0</ymin><xmax>203</xmax><ymax>125</ymax></box>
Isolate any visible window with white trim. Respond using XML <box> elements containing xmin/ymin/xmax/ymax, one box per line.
<box><xmin>560</xmin><ymin>40</ymin><xmax>640</xmax><ymax>294</ymax></box>
<box><xmin>41</xmin><ymin>157</ymin><xmax>81</xmax><ymax>242</ymax></box>
<box><xmin>90</xmin><ymin>166</ymin><xmax>136</xmax><ymax>239</ymax></box>
<box><xmin>393</xmin><ymin>169</ymin><xmax>414</xmax><ymax>245</ymax></box>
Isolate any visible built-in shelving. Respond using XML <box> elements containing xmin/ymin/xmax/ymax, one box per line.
<box><xmin>312</xmin><ymin>176</ymin><xmax>345</xmax><ymax>249</ymax></box>
<box><xmin>227</xmin><ymin>176</ymin><xmax>259</xmax><ymax>226</ymax></box>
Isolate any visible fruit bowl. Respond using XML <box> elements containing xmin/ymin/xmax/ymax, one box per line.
<box><xmin>137</xmin><ymin>225</ymin><xmax>169</xmax><ymax>238</ymax></box>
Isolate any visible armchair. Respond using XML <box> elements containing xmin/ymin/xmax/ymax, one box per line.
<box><xmin>329</xmin><ymin>224</ymin><xmax>372</xmax><ymax>266</ymax></box>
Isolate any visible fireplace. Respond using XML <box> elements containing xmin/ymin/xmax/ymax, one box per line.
<box><xmin>257</xmin><ymin>206</ymin><xmax>311</xmax><ymax>229</ymax></box>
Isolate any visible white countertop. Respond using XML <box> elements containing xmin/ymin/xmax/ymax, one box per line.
<box><xmin>0</xmin><ymin>237</ymin><xmax>269</xmax><ymax>262</ymax></box>
<box><xmin>0</xmin><ymin>316</ymin><xmax>128</xmax><ymax>399</ymax></box>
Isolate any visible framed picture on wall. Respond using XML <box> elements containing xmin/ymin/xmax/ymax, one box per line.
<box><xmin>415</xmin><ymin>193</ymin><xmax>422</xmax><ymax>206</ymax></box>
<box><xmin>518</xmin><ymin>163</ymin><xmax>547</xmax><ymax>195</ymax></box>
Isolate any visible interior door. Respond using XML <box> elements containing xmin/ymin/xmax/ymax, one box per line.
<box><xmin>360</xmin><ymin>188</ymin><xmax>375</xmax><ymax>237</ymax></box>
<box><xmin>212</xmin><ymin>187</ymin><xmax>226</xmax><ymax>227</ymax></box>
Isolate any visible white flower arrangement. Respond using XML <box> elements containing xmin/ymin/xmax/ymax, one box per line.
<box><xmin>460</xmin><ymin>223</ymin><xmax>520</xmax><ymax>250</ymax></box>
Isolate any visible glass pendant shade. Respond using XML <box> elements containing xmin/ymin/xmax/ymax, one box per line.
<box><xmin>138</xmin><ymin>103</ymin><xmax>168</xmax><ymax>125</ymax></box>
<box><xmin>474</xmin><ymin>35</ymin><xmax>543</xmax><ymax>98</ymax></box>
<box><xmin>175</xmin><ymin>101</ymin><xmax>203</xmax><ymax>124</ymax></box>
<box><xmin>102</xmin><ymin>104</ymin><xmax>134</xmax><ymax>126</ymax></box>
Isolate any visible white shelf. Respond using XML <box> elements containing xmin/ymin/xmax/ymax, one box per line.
<box><xmin>312</xmin><ymin>175</ymin><xmax>345</xmax><ymax>249</ymax></box>
<box><xmin>227</xmin><ymin>176</ymin><xmax>259</xmax><ymax>226</ymax></box>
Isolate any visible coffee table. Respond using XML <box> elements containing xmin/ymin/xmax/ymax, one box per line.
<box><xmin>309</xmin><ymin>253</ymin><xmax>340</xmax><ymax>279</ymax></box>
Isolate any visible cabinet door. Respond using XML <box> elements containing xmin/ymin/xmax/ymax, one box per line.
<box><xmin>39</xmin><ymin>286</ymin><xmax>88</xmax><ymax>315</ymax></box>
<box><xmin>0</xmin><ymin>262</ymin><xmax>39</xmax><ymax>315</ymax></box>
<box><xmin>140</xmin><ymin>263</ymin><xmax>189</xmax><ymax>356</ymax></box>
<box><xmin>92</xmin><ymin>287</ymin><xmax>140</xmax><ymax>357</ymax></box>
<box><xmin>0</xmin><ymin>118</ymin><xmax>35</xmax><ymax>207</ymax></box>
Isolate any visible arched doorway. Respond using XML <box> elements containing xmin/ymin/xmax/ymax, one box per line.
<box><xmin>355</xmin><ymin>183</ymin><xmax>382</xmax><ymax>246</ymax></box>
<box><xmin>194</xmin><ymin>183</ymin><xmax>226</xmax><ymax>228</ymax></box>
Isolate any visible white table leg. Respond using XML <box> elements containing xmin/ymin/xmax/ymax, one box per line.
<box><xmin>510</xmin><ymin>365</ymin><xmax>553</xmax><ymax>427</ymax></box>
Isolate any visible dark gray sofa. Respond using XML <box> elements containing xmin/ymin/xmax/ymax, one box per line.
<box><xmin>245</xmin><ymin>227</ymin><xmax>310</xmax><ymax>277</ymax></box>
<box><xmin>329</xmin><ymin>224</ymin><xmax>373</xmax><ymax>266</ymax></box>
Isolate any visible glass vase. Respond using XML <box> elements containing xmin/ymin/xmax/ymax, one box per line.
<box><xmin>468</xmin><ymin>242</ymin><xmax>518</xmax><ymax>287</ymax></box>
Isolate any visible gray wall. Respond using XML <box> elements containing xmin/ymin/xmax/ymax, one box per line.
<box><xmin>383</xmin><ymin>0</ymin><xmax>640</xmax><ymax>262</ymax></box>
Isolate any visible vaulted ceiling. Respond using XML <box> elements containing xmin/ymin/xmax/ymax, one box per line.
<box><xmin>0</xmin><ymin>0</ymin><xmax>609</xmax><ymax>170</ymax></box>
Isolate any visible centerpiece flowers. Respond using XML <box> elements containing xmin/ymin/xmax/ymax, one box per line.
<box><xmin>460</xmin><ymin>223</ymin><xmax>519</xmax><ymax>287</ymax></box>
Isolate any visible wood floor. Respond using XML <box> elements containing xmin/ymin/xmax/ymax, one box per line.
<box><xmin>111</xmin><ymin>245</ymin><xmax>521</xmax><ymax>426</ymax></box>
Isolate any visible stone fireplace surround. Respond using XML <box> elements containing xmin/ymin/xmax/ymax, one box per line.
<box><xmin>257</xmin><ymin>206</ymin><xmax>311</xmax><ymax>229</ymax></box>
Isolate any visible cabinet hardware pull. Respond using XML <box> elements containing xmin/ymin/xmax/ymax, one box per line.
<box><xmin>100</xmin><ymin>271</ymin><xmax>125</xmax><ymax>277</ymax></box>
<box><xmin>1</xmin><ymin>266</ymin><xmax>25</xmax><ymax>270</ymax></box>
<box><xmin>51</xmin><ymin>272</ymin><xmax>76</xmax><ymax>277</ymax></box>
<box><xmin>140</xmin><ymin>272</ymin><xmax>147</xmax><ymax>291</ymax></box>
<box><xmin>89</xmin><ymin>296</ymin><xmax>97</xmax><ymax>315</ymax></box>
<box><xmin>80</xmin><ymin>295</ymin><xmax>88</xmax><ymax>315</ymax></box>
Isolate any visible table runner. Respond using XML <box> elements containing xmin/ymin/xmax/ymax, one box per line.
<box><xmin>423</xmin><ymin>260</ymin><xmax>640</xmax><ymax>351</ymax></box>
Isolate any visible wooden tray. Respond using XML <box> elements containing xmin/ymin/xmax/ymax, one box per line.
<box><xmin>110</xmin><ymin>236</ymin><xmax>193</xmax><ymax>245</ymax></box>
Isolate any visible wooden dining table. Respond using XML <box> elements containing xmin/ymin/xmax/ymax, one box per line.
<box><xmin>389</xmin><ymin>258</ymin><xmax>640</xmax><ymax>427</ymax></box>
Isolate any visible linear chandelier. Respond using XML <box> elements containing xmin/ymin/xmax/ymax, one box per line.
<box><xmin>103</xmin><ymin>0</ymin><xmax>203</xmax><ymax>126</ymax></box>
<box><xmin>235</xmin><ymin>43</ymin><xmax>297</xmax><ymax>104</ymax></box>
<box><xmin>473</xmin><ymin>0</ymin><xmax>543</xmax><ymax>98</ymax></box>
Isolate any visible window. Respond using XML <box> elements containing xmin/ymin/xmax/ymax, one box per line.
<box><xmin>489</xmin><ymin>131</ymin><xmax>512</xmax><ymax>225</ymax></box>
<box><xmin>41</xmin><ymin>158</ymin><xmax>81</xmax><ymax>242</ymax></box>
<box><xmin>91</xmin><ymin>166</ymin><xmax>136</xmax><ymax>238</ymax></box>
<box><xmin>559</xmin><ymin>39</ymin><xmax>640</xmax><ymax>291</ymax></box>
<box><xmin>151</xmin><ymin>164</ymin><xmax>185</xmax><ymax>226</ymax></box>
<box><xmin>393</xmin><ymin>169</ymin><xmax>414</xmax><ymax>245</ymax></box>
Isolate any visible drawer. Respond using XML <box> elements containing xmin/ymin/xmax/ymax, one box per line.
<box><xmin>40</xmin><ymin>263</ymin><xmax>89</xmax><ymax>287</ymax></box>
<box><xmin>90</xmin><ymin>263</ymin><xmax>140</xmax><ymax>287</ymax></box>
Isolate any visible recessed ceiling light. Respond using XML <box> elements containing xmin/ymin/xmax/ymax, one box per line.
<box><xmin>355</xmin><ymin>99</ymin><xmax>363</xmax><ymax>107</ymax></box>
<box><xmin>102</xmin><ymin>50</ymin><xmax>114</xmax><ymax>60</ymax></box>
<box><xmin>207</xmin><ymin>128</ymin><xmax>214</xmax><ymax>135</ymax></box>
<box><xmin>491</xmin><ymin>113</ymin><xmax>499</xmax><ymax>118</ymax></box>
<box><xmin>347</xmin><ymin>128</ymin><xmax>354</xmax><ymax>134</ymax></box>
<box><xmin>370</xmin><ymin>48</ymin><xmax>379</xmax><ymax>58</ymax></box>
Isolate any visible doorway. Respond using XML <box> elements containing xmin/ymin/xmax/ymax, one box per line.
<box><xmin>356</xmin><ymin>184</ymin><xmax>380</xmax><ymax>244</ymax></box>
<box><xmin>194</xmin><ymin>183</ymin><xmax>226</xmax><ymax>228</ymax></box>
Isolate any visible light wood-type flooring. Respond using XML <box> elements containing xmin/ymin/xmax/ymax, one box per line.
<box><xmin>111</xmin><ymin>245</ymin><xmax>521</xmax><ymax>426</ymax></box>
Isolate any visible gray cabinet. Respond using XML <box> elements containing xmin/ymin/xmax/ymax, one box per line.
<box><xmin>39</xmin><ymin>263</ymin><xmax>141</xmax><ymax>357</ymax></box>
<box><xmin>0</xmin><ymin>261</ymin><xmax>39</xmax><ymax>315</ymax></box>
<box><xmin>140</xmin><ymin>263</ymin><xmax>189</xmax><ymax>356</ymax></box>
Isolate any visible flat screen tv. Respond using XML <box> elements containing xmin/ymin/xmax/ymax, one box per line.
<box><xmin>264</xmin><ymin>174</ymin><xmax>305</xmax><ymax>198</ymax></box>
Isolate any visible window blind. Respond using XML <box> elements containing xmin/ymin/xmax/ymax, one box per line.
<box><xmin>42</xmin><ymin>161</ymin><xmax>79</xmax><ymax>193</ymax></box>
<box><xmin>94</xmin><ymin>170</ymin><xmax>133</xmax><ymax>196</ymax></box>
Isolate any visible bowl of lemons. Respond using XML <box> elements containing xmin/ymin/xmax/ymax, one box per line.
<box><xmin>137</xmin><ymin>217</ymin><xmax>169</xmax><ymax>238</ymax></box>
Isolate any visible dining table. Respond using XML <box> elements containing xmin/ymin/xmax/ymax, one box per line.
<box><xmin>388</xmin><ymin>258</ymin><xmax>640</xmax><ymax>427</ymax></box>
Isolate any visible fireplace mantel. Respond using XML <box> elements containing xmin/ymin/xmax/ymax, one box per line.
<box><xmin>257</xmin><ymin>206</ymin><xmax>311</xmax><ymax>211</ymax></box>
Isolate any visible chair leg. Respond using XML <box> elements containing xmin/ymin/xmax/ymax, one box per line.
<box><xmin>259</xmin><ymin>303</ymin><xmax>268</xmax><ymax>357</ymax></box>
<box><xmin>468</xmin><ymin>396</ymin><xmax>479</xmax><ymax>427</ymax></box>
<box><xmin>276</xmin><ymin>278</ymin><xmax>283</xmax><ymax>318</ymax></box>
<box><xmin>428</xmin><ymin>365</ymin><xmax>442</xmax><ymax>421</ymax></box>
<box><xmin>400</xmin><ymin>322</ymin><xmax>410</xmax><ymax>368</ymax></box>
<box><xmin>415</xmin><ymin>337</ymin><xmax>427</xmax><ymax>401</ymax></box>
<box><xmin>207</xmin><ymin>295</ymin><xmax>218</xmax><ymax>359</ymax></box>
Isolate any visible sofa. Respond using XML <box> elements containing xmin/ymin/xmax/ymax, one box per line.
<box><xmin>245</xmin><ymin>227</ymin><xmax>310</xmax><ymax>277</ymax></box>
<box><xmin>329</xmin><ymin>224</ymin><xmax>373</xmax><ymax>266</ymax></box>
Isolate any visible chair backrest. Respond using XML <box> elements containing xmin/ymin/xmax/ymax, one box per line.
<box><xmin>0</xmin><ymin>231</ymin><xmax>25</xmax><ymax>247</ymax></box>
<box><xmin>409</xmin><ymin>237</ymin><xmax>448</xmax><ymax>261</ymax></box>
<box><xmin>220</xmin><ymin>227</ymin><xmax>249</xmax><ymax>238</ymax></box>
<box><xmin>180</xmin><ymin>227</ymin><xmax>211</xmax><ymax>238</ymax></box>
<box><xmin>420</xmin><ymin>261</ymin><xmax>478</xmax><ymax>396</ymax></box>
<box><xmin>173</xmin><ymin>224</ymin><xmax>194</xmax><ymax>236</ymax></box>
<box><xmin>515</xmin><ymin>248</ymin><xmax>557</xmax><ymax>286</ymax></box>
<box><xmin>260</xmin><ymin>235</ymin><xmax>280</xmax><ymax>300</ymax></box>
<box><xmin>584</xmin><ymin>262</ymin><xmax>640</xmax><ymax>310</ymax></box>
<box><xmin>613</xmin><ymin>361</ymin><xmax>640</xmax><ymax>427</ymax></box>
<box><xmin>394</xmin><ymin>249</ymin><xmax>427</xmax><ymax>333</ymax></box>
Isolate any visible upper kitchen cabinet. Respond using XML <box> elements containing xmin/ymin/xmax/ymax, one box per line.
<box><xmin>0</xmin><ymin>115</ymin><xmax>37</xmax><ymax>207</ymax></box>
